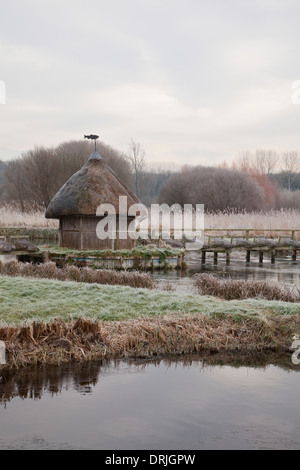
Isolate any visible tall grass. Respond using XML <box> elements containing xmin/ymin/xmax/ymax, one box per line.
<box><xmin>1</xmin><ymin>206</ymin><xmax>300</xmax><ymax>233</ymax></box>
<box><xmin>1</xmin><ymin>312</ymin><xmax>300</xmax><ymax>370</ymax></box>
<box><xmin>0</xmin><ymin>260</ymin><xmax>155</xmax><ymax>289</ymax></box>
<box><xmin>194</xmin><ymin>273</ymin><xmax>300</xmax><ymax>303</ymax></box>
<box><xmin>0</xmin><ymin>205</ymin><xmax>58</xmax><ymax>228</ymax></box>
<box><xmin>205</xmin><ymin>209</ymin><xmax>300</xmax><ymax>234</ymax></box>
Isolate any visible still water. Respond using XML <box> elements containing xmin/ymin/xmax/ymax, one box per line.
<box><xmin>154</xmin><ymin>253</ymin><xmax>300</xmax><ymax>294</ymax></box>
<box><xmin>0</xmin><ymin>356</ymin><xmax>300</xmax><ymax>450</ymax></box>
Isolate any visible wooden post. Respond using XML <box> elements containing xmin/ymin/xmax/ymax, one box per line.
<box><xmin>201</xmin><ymin>251</ymin><xmax>206</xmax><ymax>264</ymax></box>
<box><xmin>259</xmin><ymin>251</ymin><xmax>264</xmax><ymax>264</ymax></box>
<box><xmin>246</xmin><ymin>250</ymin><xmax>251</xmax><ymax>262</ymax></box>
<box><xmin>292</xmin><ymin>250</ymin><xmax>297</xmax><ymax>262</ymax></box>
<box><xmin>271</xmin><ymin>250</ymin><xmax>276</xmax><ymax>264</ymax></box>
<box><xmin>214</xmin><ymin>252</ymin><xmax>218</xmax><ymax>265</ymax></box>
<box><xmin>80</xmin><ymin>216</ymin><xmax>83</xmax><ymax>250</ymax></box>
<box><xmin>226</xmin><ymin>251</ymin><xmax>231</xmax><ymax>265</ymax></box>
<box><xmin>58</xmin><ymin>218</ymin><xmax>62</xmax><ymax>246</ymax></box>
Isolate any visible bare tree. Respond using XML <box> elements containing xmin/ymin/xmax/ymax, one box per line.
<box><xmin>254</xmin><ymin>149</ymin><xmax>279</xmax><ymax>174</ymax></box>
<box><xmin>234</xmin><ymin>151</ymin><xmax>254</xmax><ymax>173</ymax></box>
<box><xmin>127</xmin><ymin>139</ymin><xmax>145</xmax><ymax>199</ymax></box>
<box><xmin>5</xmin><ymin>140</ymin><xmax>133</xmax><ymax>210</ymax></box>
<box><xmin>235</xmin><ymin>149</ymin><xmax>279</xmax><ymax>175</ymax></box>
<box><xmin>281</xmin><ymin>151</ymin><xmax>300</xmax><ymax>191</ymax></box>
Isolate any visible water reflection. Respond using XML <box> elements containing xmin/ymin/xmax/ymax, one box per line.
<box><xmin>1</xmin><ymin>354</ymin><xmax>300</xmax><ymax>450</ymax></box>
<box><xmin>0</xmin><ymin>352</ymin><xmax>297</xmax><ymax>405</ymax></box>
<box><xmin>154</xmin><ymin>254</ymin><xmax>300</xmax><ymax>294</ymax></box>
<box><xmin>0</xmin><ymin>360</ymin><xmax>105</xmax><ymax>405</ymax></box>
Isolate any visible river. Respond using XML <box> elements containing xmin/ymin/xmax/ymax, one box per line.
<box><xmin>0</xmin><ymin>355</ymin><xmax>300</xmax><ymax>450</ymax></box>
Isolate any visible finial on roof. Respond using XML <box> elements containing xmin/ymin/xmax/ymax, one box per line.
<box><xmin>84</xmin><ymin>134</ymin><xmax>99</xmax><ymax>150</ymax></box>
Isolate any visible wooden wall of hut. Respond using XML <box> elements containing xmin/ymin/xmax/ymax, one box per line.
<box><xmin>59</xmin><ymin>215</ymin><xmax>136</xmax><ymax>250</ymax></box>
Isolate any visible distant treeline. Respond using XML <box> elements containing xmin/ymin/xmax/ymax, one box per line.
<box><xmin>1</xmin><ymin>142</ymin><xmax>300</xmax><ymax>211</ymax></box>
<box><xmin>0</xmin><ymin>140</ymin><xmax>172</xmax><ymax>210</ymax></box>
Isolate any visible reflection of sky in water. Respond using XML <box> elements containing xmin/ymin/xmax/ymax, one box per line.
<box><xmin>154</xmin><ymin>253</ymin><xmax>300</xmax><ymax>294</ymax></box>
<box><xmin>0</xmin><ymin>360</ymin><xmax>300</xmax><ymax>450</ymax></box>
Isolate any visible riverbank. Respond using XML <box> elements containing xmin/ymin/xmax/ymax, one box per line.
<box><xmin>0</xmin><ymin>275</ymin><xmax>300</xmax><ymax>370</ymax></box>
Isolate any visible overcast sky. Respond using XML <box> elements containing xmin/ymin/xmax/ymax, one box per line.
<box><xmin>1</xmin><ymin>0</ymin><xmax>300</xmax><ymax>166</ymax></box>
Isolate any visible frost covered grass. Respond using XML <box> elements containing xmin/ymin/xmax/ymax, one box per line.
<box><xmin>1</xmin><ymin>275</ymin><xmax>300</xmax><ymax>370</ymax></box>
<box><xmin>41</xmin><ymin>243</ymin><xmax>183</xmax><ymax>260</ymax></box>
<box><xmin>0</xmin><ymin>275</ymin><xmax>300</xmax><ymax>326</ymax></box>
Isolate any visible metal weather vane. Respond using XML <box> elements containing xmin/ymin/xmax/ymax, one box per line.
<box><xmin>84</xmin><ymin>134</ymin><xmax>99</xmax><ymax>150</ymax></box>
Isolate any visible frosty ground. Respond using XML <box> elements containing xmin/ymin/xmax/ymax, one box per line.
<box><xmin>0</xmin><ymin>275</ymin><xmax>299</xmax><ymax>370</ymax></box>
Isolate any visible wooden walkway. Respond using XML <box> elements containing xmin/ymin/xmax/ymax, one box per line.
<box><xmin>198</xmin><ymin>229</ymin><xmax>300</xmax><ymax>265</ymax></box>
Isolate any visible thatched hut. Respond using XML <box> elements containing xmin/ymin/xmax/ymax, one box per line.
<box><xmin>45</xmin><ymin>148</ymin><xmax>141</xmax><ymax>250</ymax></box>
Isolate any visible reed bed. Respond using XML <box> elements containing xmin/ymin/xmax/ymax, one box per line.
<box><xmin>205</xmin><ymin>209</ymin><xmax>300</xmax><ymax>239</ymax></box>
<box><xmin>0</xmin><ymin>260</ymin><xmax>155</xmax><ymax>289</ymax></box>
<box><xmin>1</xmin><ymin>206</ymin><xmax>300</xmax><ymax>236</ymax></box>
<box><xmin>0</xmin><ymin>206</ymin><xmax>58</xmax><ymax>228</ymax></box>
<box><xmin>194</xmin><ymin>273</ymin><xmax>300</xmax><ymax>303</ymax></box>
<box><xmin>1</xmin><ymin>313</ymin><xmax>299</xmax><ymax>370</ymax></box>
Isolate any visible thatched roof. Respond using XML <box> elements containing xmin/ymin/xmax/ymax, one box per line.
<box><xmin>45</xmin><ymin>149</ymin><xmax>140</xmax><ymax>218</ymax></box>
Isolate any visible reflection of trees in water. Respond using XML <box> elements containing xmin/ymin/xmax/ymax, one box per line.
<box><xmin>1</xmin><ymin>352</ymin><xmax>298</xmax><ymax>405</ymax></box>
<box><xmin>0</xmin><ymin>360</ymin><xmax>107</xmax><ymax>405</ymax></box>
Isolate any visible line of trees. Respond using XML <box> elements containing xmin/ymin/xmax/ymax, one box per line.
<box><xmin>232</xmin><ymin>149</ymin><xmax>300</xmax><ymax>210</ymax></box>
<box><xmin>1</xmin><ymin>142</ymin><xmax>300</xmax><ymax>212</ymax></box>
<box><xmin>233</xmin><ymin>149</ymin><xmax>300</xmax><ymax>190</ymax></box>
<box><xmin>157</xmin><ymin>148</ymin><xmax>300</xmax><ymax>211</ymax></box>
<box><xmin>1</xmin><ymin>140</ymin><xmax>132</xmax><ymax>211</ymax></box>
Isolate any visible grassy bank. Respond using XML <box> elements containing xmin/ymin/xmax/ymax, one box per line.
<box><xmin>2</xmin><ymin>275</ymin><xmax>300</xmax><ymax>324</ymax></box>
<box><xmin>41</xmin><ymin>244</ymin><xmax>183</xmax><ymax>259</ymax></box>
<box><xmin>0</xmin><ymin>275</ymin><xmax>300</xmax><ymax>369</ymax></box>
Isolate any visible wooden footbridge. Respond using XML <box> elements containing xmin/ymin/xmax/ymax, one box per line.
<box><xmin>189</xmin><ymin>229</ymin><xmax>300</xmax><ymax>265</ymax></box>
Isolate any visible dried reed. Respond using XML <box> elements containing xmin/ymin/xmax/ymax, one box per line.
<box><xmin>1</xmin><ymin>206</ymin><xmax>300</xmax><ymax>237</ymax></box>
<box><xmin>0</xmin><ymin>260</ymin><xmax>155</xmax><ymax>289</ymax></box>
<box><xmin>0</xmin><ymin>205</ymin><xmax>58</xmax><ymax>228</ymax></box>
<box><xmin>194</xmin><ymin>273</ymin><xmax>300</xmax><ymax>302</ymax></box>
<box><xmin>1</xmin><ymin>313</ymin><xmax>299</xmax><ymax>370</ymax></box>
<box><xmin>205</xmin><ymin>209</ymin><xmax>300</xmax><ymax>240</ymax></box>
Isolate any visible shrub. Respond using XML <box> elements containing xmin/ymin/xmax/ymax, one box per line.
<box><xmin>0</xmin><ymin>260</ymin><xmax>155</xmax><ymax>289</ymax></box>
<box><xmin>193</xmin><ymin>273</ymin><xmax>299</xmax><ymax>302</ymax></box>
